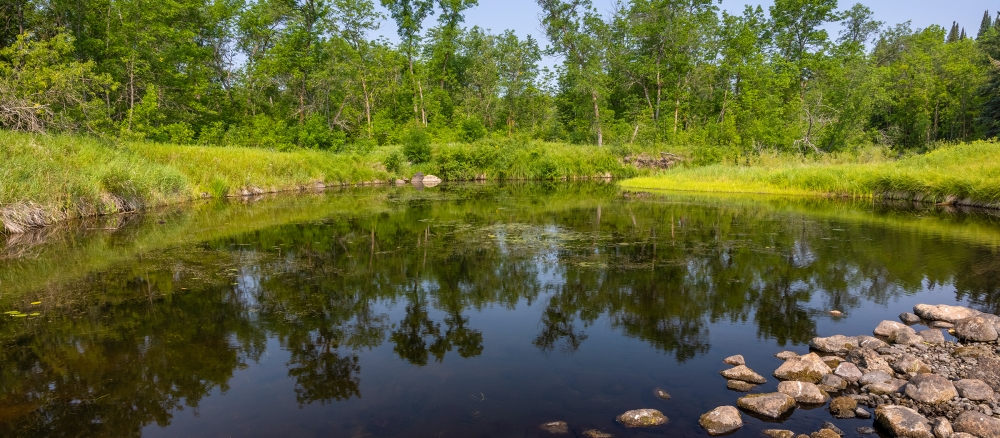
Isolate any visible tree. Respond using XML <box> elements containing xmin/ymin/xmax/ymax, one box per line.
<box><xmin>947</xmin><ymin>22</ymin><xmax>959</xmax><ymax>43</ymax></box>
<box><xmin>380</xmin><ymin>0</ymin><xmax>434</xmax><ymax>126</ymax></box>
<box><xmin>978</xmin><ymin>10</ymin><xmax>992</xmax><ymax>40</ymax></box>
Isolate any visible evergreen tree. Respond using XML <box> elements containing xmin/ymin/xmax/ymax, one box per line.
<box><xmin>947</xmin><ymin>22</ymin><xmax>959</xmax><ymax>43</ymax></box>
<box><xmin>961</xmin><ymin>27</ymin><xmax>967</xmax><ymax>40</ymax></box>
<box><xmin>979</xmin><ymin>10</ymin><xmax>992</xmax><ymax>39</ymax></box>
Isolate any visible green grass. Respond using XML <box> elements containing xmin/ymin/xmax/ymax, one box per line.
<box><xmin>621</xmin><ymin>141</ymin><xmax>1000</xmax><ymax>208</ymax></box>
<box><xmin>0</xmin><ymin>131</ymin><xmax>642</xmax><ymax>233</ymax></box>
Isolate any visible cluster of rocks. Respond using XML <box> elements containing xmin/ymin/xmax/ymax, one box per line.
<box><xmin>699</xmin><ymin>304</ymin><xmax>1000</xmax><ymax>438</ymax></box>
<box><xmin>536</xmin><ymin>388</ymin><xmax>671</xmax><ymax>436</ymax></box>
<box><xmin>622</xmin><ymin>152</ymin><xmax>682</xmax><ymax>170</ymax></box>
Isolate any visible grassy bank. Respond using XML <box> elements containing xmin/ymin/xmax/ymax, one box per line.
<box><xmin>0</xmin><ymin>131</ymin><xmax>640</xmax><ymax>233</ymax></box>
<box><xmin>621</xmin><ymin>141</ymin><xmax>1000</xmax><ymax>208</ymax></box>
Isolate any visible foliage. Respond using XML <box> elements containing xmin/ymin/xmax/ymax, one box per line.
<box><xmin>401</xmin><ymin>126</ymin><xmax>432</xmax><ymax>163</ymax></box>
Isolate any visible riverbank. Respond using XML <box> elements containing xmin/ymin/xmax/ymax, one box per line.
<box><xmin>621</xmin><ymin>141</ymin><xmax>1000</xmax><ymax>209</ymax></box>
<box><xmin>0</xmin><ymin>131</ymin><xmax>638</xmax><ymax>233</ymax></box>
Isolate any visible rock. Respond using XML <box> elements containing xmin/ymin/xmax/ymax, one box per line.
<box><xmin>410</xmin><ymin>172</ymin><xmax>424</xmax><ymax>183</ymax></box>
<box><xmin>539</xmin><ymin>421</ymin><xmax>569</xmax><ymax>434</ymax></box>
<box><xmin>951</xmin><ymin>434</ymin><xmax>976</xmax><ymax>438</ymax></box>
<box><xmin>830</xmin><ymin>396</ymin><xmax>858</xmax><ymax>419</ymax></box>
<box><xmin>421</xmin><ymin>175</ymin><xmax>442</xmax><ymax>187</ymax></box>
<box><xmin>778</xmin><ymin>381</ymin><xmax>831</xmax><ymax>404</ymax></box>
<box><xmin>776</xmin><ymin>351</ymin><xmax>799</xmax><ymax>361</ymax></box>
<box><xmin>737</xmin><ymin>393</ymin><xmax>796</xmax><ymax>419</ymax></box>
<box><xmin>774</xmin><ymin>353</ymin><xmax>832</xmax><ymax>383</ymax></box>
<box><xmin>919</xmin><ymin>329</ymin><xmax>946</xmax><ymax>345</ymax></box>
<box><xmin>617</xmin><ymin>409</ymin><xmax>667</xmax><ymax>427</ymax></box>
<box><xmin>896</xmin><ymin>328</ymin><xmax>926</xmax><ymax>346</ymax></box>
<box><xmin>820</xmin><ymin>374</ymin><xmax>848</xmax><ymax>391</ymax></box>
<box><xmin>914</xmin><ymin>304</ymin><xmax>980</xmax><ymax>324</ymax></box>
<box><xmin>905</xmin><ymin>374</ymin><xmax>958</xmax><ymax>404</ymax></box>
<box><xmin>764</xmin><ymin>430</ymin><xmax>796</xmax><ymax>438</ymax></box>
<box><xmin>699</xmin><ymin>406</ymin><xmax>743</xmax><ymax>436</ymax></box>
<box><xmin>721</xmin><ymin>365</ymin><xmax>767</xmax><ymax>384</ymax></box>
<box><xmin>860</xmin><ymin>371</ymin><xmax>893</xmax><ymax>386</ymax></box>
<box><xmin>876</xmin><ymin>405</ymin><xmax>934</xmax><ymax>438</ymax></box>
<box><xmin>727</xmin><ymin>380</ymin><xmax>757</xmax><ymax>392</ymax></box>
<box><xmin>857</xmin><ymin>427</ymin><xmax>878</xmax><ymax>435</ymax></box>
<box><xmin>829</xmin><ymin>310</ymin><xmax>843</xmax><ymax>317</ymax></box>
<box><xmin>901</xmin><ymin>312</ymin><xmax>923</xmax><ymax>324</ymax></box>
<box><xmin>822</xmin><ymin>422</ymin><xmax>844</xmax><ymax>436</ymax></box>
<box><xmin>810</xmin><ymin>335</ymin><xmax>860</xmax><ymax>354</ymax></box>
<box><xmin>932</xmin><ymin>321</ymin><xmax>955</xmax><ymax>329</ymax></box>
<box><xmin>856</xmin><ymin>407</ymin><xmax>872</xmax><ymax>419</ymax></box>
<box><xmin>954</xmin><ymin>379</ymin><xmax>995</xmax><ymax>402</ymax></box>
<box><xmin>847</xmin><ymin>348</ymin><xmax>894</xmax><ymax>374</ymax></box>
<box><xmin>866</xmin><ymin>381</ymin><xmax>905</xmax><ymax>395</ymax></box>
<box><xmin>582</xmin><ymin>430</ymin><xmax>613</xmax><ymax>438</ymax></box>
<box><xmin>966</xmin><ymin>356</ymin><xmax>1000</xmax><ymax>393</ymax></box>
<box><xmin>822</xmin><ymin>356</ymin><xmax>842</xmax><ymax>368</ymax></box>
<box><xmin>893</xmin><ymin>354</ymin><xmax>932</xmax><ymax>374</ymax></box>
<box><xmin>393</xmin><ymin>179</ymin><xmax>406</xmax><ymax>185</ymax></box>
<box><xmin>834</xmin><ymin>362</ymin><xmax>863</xmax><ymax>383</ymax></box>
<box><xmin>857</xmin><ymin>335</ymin><xmax>890</xmax><ymax>350</ymax></box>
<box><xmin>724</xmin><ymin>355</ymin><xmax>745</xmax><ymax>366</ymax></box>
<box><xmin>933</xmin><ymin>417</ymin><xmax>953</xmax><ymax>438</ymax></box>
<box><xmin>953</xmin><ymin>411</ymin><xmax>1000</xmax><ymax>438</ymax></box>
<box><xmin>955</xmin><ymin>316</ymin><xmax>999</xmax><ymax>342</ymax></box>
<box><xmin>811</xmin><ymin>429</ymin><xmax>839</xmax><ymax>438</ymax></box>
<box><xmin>877</xmin><ymin>320</ymin><xmax>911</xmax><ymax>337</ymax></box>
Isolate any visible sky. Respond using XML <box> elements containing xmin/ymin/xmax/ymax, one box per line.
<box><xmin>370</xmin><ymin>0</ymin><xmax>995</xmax><ymax>69</ymax></box>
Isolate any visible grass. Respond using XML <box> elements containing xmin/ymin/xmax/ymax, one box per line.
<box><xmin>0</xmin><ymin>131</ymin><xmax>643</xmax><ymax>233</ymax></box>
<box><xmin>621</xmin><ymin>141</ymin><xmax>1000</xmax><ymax>208</ymax></box>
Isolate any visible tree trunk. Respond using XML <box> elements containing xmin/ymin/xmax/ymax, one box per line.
<box><xmin>592</xmin><ymin>90</ymin><xmax>603</xmax><ymax>147</ymax></box>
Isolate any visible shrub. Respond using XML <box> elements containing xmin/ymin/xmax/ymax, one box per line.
<box><xmin>460</xmin><ymin>118</ymin><xmax>487</xmax><ymax>143</ymax></box>
<box><xmin>383</xmin><ymin>151</ymin><xmax>404</xmax><ymax>174</ymax></box>
<box><xmin>402</xmin><ymin>127</ymin><xmax>432</xmax><ymax>164</ymax></box>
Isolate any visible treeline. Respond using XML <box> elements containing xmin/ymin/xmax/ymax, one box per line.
<box><xmin>2</xmin><ymin>0</ymin><xmax>1000</xmax><ymax>158</ymax></box>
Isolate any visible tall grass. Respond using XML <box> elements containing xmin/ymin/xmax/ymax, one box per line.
<box><xmin>621</xmin><ymin>141</ymin><xmax>1000</xmax><ymax>208</ymax></box>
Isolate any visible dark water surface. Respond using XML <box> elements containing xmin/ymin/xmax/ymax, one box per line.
<box><xmin>1</xmin><ymin>183</ymin><xmax>999</xmax><ymax>437</ymax></box>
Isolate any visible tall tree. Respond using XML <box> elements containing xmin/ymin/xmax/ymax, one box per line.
<box><xmin>380</xmin><ymin>0</ymin><xmax>434</xmax><ymax>126</ymax></box>
<box><xmin>978</xmin><ymin>10</ymin><xmax>992</xmax><ymax>40</ymax></box>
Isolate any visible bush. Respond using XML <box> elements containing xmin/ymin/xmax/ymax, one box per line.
<box><xmin>460</xmin><ymin>118</ymin><xmax>487</xmax><ymax>143</ymax></box>
<box><xmin>383</xmin><ymin>151</ymin><xmax>404</xmax><ymax>174</ymax></box>
<box><xmin>402</xmin><ymin>127</ymin><xmax>432</xmax><ymax>164</ymax></box>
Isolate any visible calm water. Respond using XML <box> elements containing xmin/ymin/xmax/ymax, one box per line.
<box><xmin>1</xmin><ymin>183</ymin><xmax>999</xmax><ymax>437</ymax></box>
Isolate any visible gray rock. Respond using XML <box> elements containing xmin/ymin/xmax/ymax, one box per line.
<box><xmin>857</xmin><ymin>335</ymin><xmax>890</xmax><ymax>350</ymax></box>
<box><xmin>876</xmin><ymin>320</ymin><xmax>910</xmax><ymax>337</ymax></box>
<box><xmin>905</xmin><ymin>374</ymin><xmax>959</xmax><ymax>404</ymax></box>
<box><xmin>764</xmin><ymin>430</ymin><xmax>796</xmax><ymax>438</ymax></box>
<box><xmin>953</xmin><ymin>411</ymin><xmax>1000</xmax><ymax>438</ymax></box>
<box><xmin>653</xmin><ymin>387</ymin><xmax>671</xmax><ymax>400</ymax></box>
<box><xmin>778</xmin><ymin>381</ymin><xmax>831</xmax><ymax>404</ymax></box>
<box><xmin>914</xmin><ymin>304</ymin><xmax>980</xmax><ymax>324</ymax></box>
<box><xmin>856</xmin><ymin>407</ymin><xmax>872</xmax><ymax>419</ymax></box>
<box><xmin>410</xmin><ymin>172</ymin><xmax>424</xmax><ymax>183</ymax></box>
<box><xmin>847</xmin><ymin>348</ymin><xmax>894</xmax><ymax>374</ymax></box>
<box><xmin>932</xmin><ymin>321</ymin><xmax>955</xmax><ymax>329</ymax></box>
<box><xmin>857</xmin><ymin>427</ymin><xmax>878</xmax><ymax>435</ymax></box>
<box><xmin>876</xmin><ymin>405</ymin><xmax>934</xmax><ymax>438</ymax></box>
<box><xmin>830</xmin><ymin>396</ymin><xmax>857</xmax><ymax>418</ymax></box>
<box><xmin>421</xmin><ymin>175</ymin><xmax>442</xmax><ymax>187</ymax></box>
<box><xmin>774</xmin><ymin>353</ymin><xmax>832</xmax><ymax>383</ymax></box>
<box><xmin>737</xmin><ymin>393</ymin><xmax>796</xmax><ymax>419</ymax></box>
<box><xmin>933</xmin><ymin>417</ymin><xmax>953</xmax><ymax>438</ymax></box>
<box><xmin>860</xmin><ymin>371</ymin><xmax>893</xmax><ymax>386</ymax></box>
<box><xmin>866</xmin><ymin>381</ymin><xmax>906</xmax><ymax>395</ymax></box>
<box><xmin>810</xmin><ymin>335</ymin><xmax>860</xmax><ymax>354</ymax></box>
<box><xmin>955</xmin><ymin>316</ymin><xmax>999</xmax><ymax>342</ymax></box>
<box><xmin>820</xmin><ymin>373</ymin><xmax>848</xmax><ymax>391</ymax></box>
<box><xmin>724</xmin><ymin>355</ymin><xmax>745</xmax><ymax>366</ymax></box>
<box><xmin>727</xmin><ymin>380</ymin><xmax>757</xmax><ymax>392</ymax></box>
<box><xmin>699</xmin><ymin>406</ymin><xmax>743</xmax><ymax>436</ymax></box>
<box><xmin>901</xmin><ymin>312</ymin><xmax>923</xmax><ymax>324</ymax></box>
<box><xmin>721</xmin><ymin>365</ymin><xmax>767</xmax><ymax>384</ymax></box>
<box><xmin>539</xmin><ymin>421</ymin><xmax>569</xmax><ymax>434</ymax></box>
<box><xmin>919</xmin><ymin>329</ymin><xmax>946</xmax><ymax>345</ymax></box>
<box><xmin>954</xmin><ymin>380</ymin><xmax>995</xmax><ymax>402</ymax></box>
<box><xmin>895</xmin><ymin>328</ymin><xmax>924</xmax><ymax>346</ymax></box>
<box><xmin>835</xmin><ymin>362</ymin><xmax>863</xmax><ymax>383</ymax></box>
<box><xmin>893</xmin><ymin>354</ymin><xmax>932</xmax><ymax>374</ymax></box>
<box><xmin>616</xmin><ymin>409</ymin><xmax>667</xmax><ymax>427</ymax></box>
<box><xmin>775</xmin><ymin>351</ymin><xmax>799</xmax><ymax>361</ymax></box>
<box><xmin>822</xmin><ymin>422</ymin><xmax>844</xmax><ymax>436</ymax></box>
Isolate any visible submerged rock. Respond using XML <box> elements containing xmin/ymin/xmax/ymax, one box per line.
<box><xmin>775</xmin><ymin>351</ymin><xmax>799</xmax><ymax>361</ymax></box>
<box><xmin>810</xmin><ymin>335</ymin><xmax>859</xmax><ymax>354</ymax></box>
<box><xmin>901</xmin><ymin>312</ymin><xmax>923</xmax><ymax>324</ymax></box>
<box><xmin>876</xmin><ymin>405</ymin><xmax>934</xmax><ymax>438</ymax></box>
<box><xmin>582</xmin><ymin>430</ymin><xmax>613</xmax><ymax>438</ymax></box>
<box><xmin>914</xmin><ymin>304</ymin><xmax>980</xmax><ymax>324</ymax></box>
<box><xmin>953</xmin><ymin>379</ymin><xmax>994</xmax><ymax>401</ymax></box>
<box><xmin>653</xmin><ymin>387</ymin><xmax>671</xmax><ymax>400</ymax></box>
<box><xmin>954</xmin><ymin>316</ymin><xmax>999</xmax><ymax>342</ymax></box>
<box><xmin>727</xmin><ymin>380</ymin><xmax>757</xmax><ymax>392</ymax></box>
<box><xmin>616</xmin><ymin>409</ymin><xmax>667</xmax><ymax>428</ymax></box>
<box><xmin>953</xmin><ymin>411</ymin><xmax>1000</xmax><ymax>438</ymax></box>
<box><xmin>763</xmin><ymin>430</ymin><xmax>795</xmax><ymax>438</ymax></box>
<box><xmin>830</xmin><ymin>396</ymin><xmax>858</xmax><ymax>419</ymax></box>
<box><xmin>724</xmin><ymin>355</ymin><xmax>745</xmax><ymax>366</ymax></box>
<box><xmin>539</xmin><ymin>421</ymin><xmax>569</xmax><ymax>434</ymax></box>
<box><xmin>737</xmin><ymin>393</ymin><xmax>796</xmax><ymax>419</ymax></box>
<box><xmin>721</xmin><ymin>365</ymin><xmax>767</xmax><ymax>384</ymax></box>
<box><xmin>904</xmin><ymin>374</ymin><xmax>958</xmax><ymax>404</ymax></box>
<box><xmin>699</xmin><ymin>406</ymin><xmax>743</xmax><ymax>436</ymax></box>
<box><xmin>774</xmin><ymin>353</ymin><xmax>832</xmax><ymax>383</ymax></box>
<box><xmin>778</xmin><ymin>381</ymin><xmax>830</xmax><ymax>404</ymax></box>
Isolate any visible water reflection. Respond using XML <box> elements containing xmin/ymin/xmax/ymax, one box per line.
<box><xmin>0</xmin><ymin>184</ymin><xmax>998</xmax><ymax>436</ymax></box>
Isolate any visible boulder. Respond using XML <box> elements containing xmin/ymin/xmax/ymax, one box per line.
<box><xmin>617</xmin><ymin>409</ymin><xmax>667</xmax><ymax>427</ymax></box>
<box><xmin>966</xmin><ymin>356</ymin><xmax>1000</xmax><ymax>393</ymax></box>
<box><xmin>876</xmin><ymin>320</ymin><xmax>910</xmax><ymax>337</ymax></box>
<box><xmin>953</xmin><ymin>411</ymin><xmax>1000</xmax><ymax>438</ymax></box>
<box><xmin>857</xmin><ymin>335</ymin><xmax>890</xmax><ymax>350</ymax></box>
<box><xmin>830</xmin><ymin>396</ymin><xmax>857</xmax><ymax>419</ymax></box>
<box><xmin>811</xmin><ymin>430</ymin><xmax>839</xmax><ymax>438</ymax></box>
<box><xmin>932</xmin><ymin>321</ymin><xmax>955</xmax><ymax>329</ymax></box>
<box><xmin>724</xmin><ymin>355</ymin><xmax>745</xmax><ymax>366</ymax></box>
<box><xmin>720</xmin><ymin>365</ymin><xmax>767</xmax><ymax>384</ymax></box>
<box><xmin>764</xmin><ymin>430</ymin><xmax>796</xmax><ymax>438</ymax></box>
<box><xmin>421</xmin><ymin>175</ymin><xmax>442</xmax><ymax>187</ymax></box>
<box><xmin>539</xmin><ymin>421</ymin><xmax>569</xmax><ymax>434</ymax></box>
<box><xmin>954</xmin><ymin>379</ymin><xmax>995</xmax><ymax>402</ymax></box>
<box><xmin>727</xmin><ymin>380</ymin><xmax>757</xmax><ymax>392</ymax></box>
<box><xmin>810</xmin><ymin>335</ymin><xmax>859</xmax><ymax>354</ymax></box>
<box><xmin>820</xmin><ymin>374</ymin><xmax>848</xmax><ymax>391</ymax></box>
<box><xmin>855</xmin><ymin>407</ymin><xmax>872</xmax><ymax>419</ymax></box>
<box><xmin>893</xmin><ymin>354</ymin><xmax>932</xmax><ymax>374</ymax></box>
<box><xmin>866</xmin><ymin>381</ymin><xmax>905</xmax><ymax>395</ymax></box>
<box><xmin>775</xmin><ymin>351</ymin><xmax>799</xmax><ymax>361</ymax></box>
<box><xmin>901</xmin><ymin>312</ymin><xmax>923</xmax><ymax>324</ymax></box>
<box><xmin>774</xmin><ymin>353</ymin><xmax>832</xmax><ymax>383</ymax></box>
<box><xmin>857</xmin><ymin>427</ymin><xmax>878</xmax><ymax>435</ymax></box>
<box><xmin>822</xmin><ymin>356</ymin><xmax>842</xmax><ymax>368</ymax></box>
<box><xmin>410</xmin><ymin>172</ymin><xmax>424</xmax><ymax>183</ymax></box>
<box><xmin>919</xmin><ymin>329</ymin><xmax>946</xmax><ymax>345</ymax></box>
<box><xmin>905</xmin><ymin>374</ymin><xmax>958</xmax><ymax>404</ymax></box>
<box><xmin>860</xmin><ymin>371</ymin><xmax>893</xmax><ymax>386</ymax></box>
<box><xmin>954</xmin><ymin>316</ymin><xmax>999</xmax><ymax>342</ymax></box>
<box><xmin>876</xmin><ymin>405</ymin><xmax>934</xmax><ymax>438</ymax></box>
<box><xmin>699</xmin><ymin>406</ymin><xmax>743</xmax><ymax>436</ymax></box>
<box><xmin>895</xmin><ymin>328</ymin><xmax>925</xmax><ymax>346</ymax></box>
<box><xmin>847</xmin><ymin>348</ymin><xmax>894</xmax><ymax>374</ymax></box>
<box><xmin>736</xmin><ymin>393</ymin><xmax>796</xmax><ymax>419</ymax></box>
<box><xmin>932</xmin><ymin>417</ymin><xmax>953</xmax><ymax>438</ymax></box>
<box><xmin>914</xmin><ymin>304</ymin><xmax>980</xmax><ymax>324</ymax></box>
<box><xmin>834</xmin><ymin>362</ymin><xmax>863</xmax><ymax>383</ymax></box>
<box><xmin>582</xmin><ymin>431</ymin><xmax>613</xmax><ymax>438</ymax></box>
<box><xmin>777</xmin><ymin>381</ymin><xmax>831</xmax><ymax>404</ymax></box>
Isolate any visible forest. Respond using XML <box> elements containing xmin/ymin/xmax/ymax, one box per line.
<box><xmin>2</xmin><ymin>0</ymin><xmax>1000</xmax><ymax>161</ymax></box>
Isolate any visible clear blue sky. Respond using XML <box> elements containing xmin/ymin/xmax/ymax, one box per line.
<box><xmin>371</xmin><ymin>0</ymin><xmax>995</xmax><ymax>68</ymax></box>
